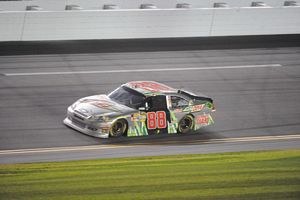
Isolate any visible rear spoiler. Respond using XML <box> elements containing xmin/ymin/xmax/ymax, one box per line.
<box><xmin>178</xmin><ymin>90</ymin><xmax>213</xmax><ymax>103</ymax></box>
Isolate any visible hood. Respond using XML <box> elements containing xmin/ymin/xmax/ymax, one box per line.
<box><xmin>72</xmin><ymin>95</ymin><xmax>135</xmax><ymax>117</ymax></box>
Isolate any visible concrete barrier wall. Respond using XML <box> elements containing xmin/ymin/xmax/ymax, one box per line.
<box><xmin>0</xmin><ymin>0</ymin><xmax>290</xmax><ymax>11</ymax></box>
<box><xmin>0</xmin><ymin>12</ymin><xmax>25</xmax><ymax>41</ymax></box>
<box><xmin>211</xmin><ymin>7</ymin><xmax>300</xmax><ymax>36</ymax></box>
<box><xmin>0</xmin><ymin>6</ymin><xmax>299</xmax><ymax>41</ymax></box>
<box><xmin>21</xmin><ymin>9</ymin><xmax>214</xmax><ymax>41</ymax></box>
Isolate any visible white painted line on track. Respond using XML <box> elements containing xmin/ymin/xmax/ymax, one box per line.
<box><xmin>0</xmin><ymin>145</ymin><xmax>133</xmax><ymax>155</ymax></box>
<box><xmin>4</xmin><ymin>64</ymin><xmax>282</xmax><ymax>76</ymax></box>
<box><xmin>170</xmin><ymin>134</ymin><xmax>300</xmax><ymax>145</ymax></box>
<box><xmin>0</xmin><ymin>134</ymin><xmax>299</xmax><ymax>155</ymax></box>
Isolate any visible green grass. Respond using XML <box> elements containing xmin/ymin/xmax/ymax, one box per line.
<box><xmin>0</xmin><ymin>149</ymin><xmax>300</xmax><ymax>200</ymax></box>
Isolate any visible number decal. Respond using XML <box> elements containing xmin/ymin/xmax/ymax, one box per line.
<box><xmin>147</xmin><ymin>112</ymin><xmax>157</xmax><ymax>129</ymax></box>
<box><xmin>147</xmin><ymin>111</ymin><xmax>167</xmax><ymax>129</ymax></box>
<box><xmin>157</xmin><ymin>111</ymin><xmax>167</xmax><ymax>129</ymax></box>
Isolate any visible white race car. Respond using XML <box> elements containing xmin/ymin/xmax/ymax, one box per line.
<box><xmin>64</xmin><ymin>81</ymin><xmax>215</xmax><ymax>138</ymax></box>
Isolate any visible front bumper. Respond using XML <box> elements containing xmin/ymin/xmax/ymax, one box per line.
<box><xmin>63</xmin><ymin>116</ymin><xmax>110</xmax><ymax>139</ymax></box>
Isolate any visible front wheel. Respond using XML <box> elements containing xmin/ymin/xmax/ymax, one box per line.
<box><xmin>110</xmin><ymin>119</ymin><xmax>127</xmax><ymax>137</ymax></box>
<box><xmin>178</xmin><ymin>115</ymin><xmax>194</xmax><ymax>134</ymax></box>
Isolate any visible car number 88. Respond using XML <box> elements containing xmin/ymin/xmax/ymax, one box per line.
<box><xmin>147</xmin><ymin>111</ymin><xmax>167</xmax><ymax>129</ymax></box>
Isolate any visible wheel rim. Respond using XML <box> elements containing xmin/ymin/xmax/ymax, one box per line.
<box><xmin>179</xmin><ymin>116</ymin><xmax>194</xmax><ymax>133</ymax></box>
<box><xmin>111</xmin><ymin>120</ymin><xmax>126</xmax><ymax>137</ymax></box>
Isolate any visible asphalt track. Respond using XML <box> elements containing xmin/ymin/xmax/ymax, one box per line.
<box><xmin>0</xmin><ymin>45</ymin><xmax>300</xmax><ymax>163</ymax></box>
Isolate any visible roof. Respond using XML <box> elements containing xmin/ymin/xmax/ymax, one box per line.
<box><xmin>125</xmin><ymin>81</ymin><xmax>177</xmax><ymax>96</ymax></box>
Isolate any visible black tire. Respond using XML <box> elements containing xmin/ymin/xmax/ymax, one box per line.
<box><xmin>178</xmin><ymin>115</ymin><xmax>194</xmax><ymax>134</ymax></box>
<box><xmin>110</xmin><ymin>119</ymin><xmax>127</xmax><ymax>137</ymax></box>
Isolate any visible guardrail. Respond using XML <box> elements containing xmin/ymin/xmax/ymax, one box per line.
<box><xmin>0</xmin><ymin>6</ymin><xmax>300</xmax><ymax>41</ymax></box>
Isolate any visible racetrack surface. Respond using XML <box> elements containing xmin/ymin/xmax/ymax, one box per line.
<box><xmin>0</xmin><ymin>46</ymin><xmax>300</xmax><ymax>163</ymax></box>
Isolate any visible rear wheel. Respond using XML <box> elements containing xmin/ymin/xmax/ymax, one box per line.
<box><xmin>110</xmin><ymin>119</ymin><xmax>127</xmax><ymax>137</ymax></box>
<box><xmin>178</xmin><ymin>115</ymin><xmax>194</xmax><ymax>134</ymax></box>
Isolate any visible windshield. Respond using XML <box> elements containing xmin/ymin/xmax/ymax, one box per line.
<box><xmin>108</xmin><ymin>86</ymin><xmax>145</xmax><ymax>109</ymax></box>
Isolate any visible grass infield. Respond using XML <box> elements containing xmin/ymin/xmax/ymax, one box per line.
<box><xmin>0</xmin><ymin>149</ymin><xmax>299</xmax><ymax>200</ymax></box>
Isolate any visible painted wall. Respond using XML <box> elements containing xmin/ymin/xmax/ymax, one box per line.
<box><xmin>0</xmin><ymin>5</ymin><xmax>299</xmax><ymax>41</ymax></box>
<box><xmin>0</xmin><ymin>0</ymin><xmax>292</xmax><ymax>11</ymax></box>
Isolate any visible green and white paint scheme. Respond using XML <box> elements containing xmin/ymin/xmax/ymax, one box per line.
<box><xmin>64</xmin><ymin>81</ymin><xmax>215</xmax><ymax>138</ymax></box>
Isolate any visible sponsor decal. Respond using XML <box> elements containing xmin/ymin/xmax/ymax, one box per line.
<box><xmin>78</xmin><ymin>108</ymin><xmax>89</xmax><ymax>115</ymax></box>
<box><xmin>100</xmin><ymin>124</ymin><xmax>110</xmax><ymax>129</ymax></box>
<box><xmin>183</xmin><ymin>104</ymin><xmax>205</xmax><ymax>112</ymax></box>
<box><xmin>91</xmin><ymin>101</ymin><xmax>114</xmax><ymax>109</ymax></box>
<box><xmin>205</xmin><ymin>102</ymin><xmax>214</xmax><ymax>110</ymax></box>
<box><xmin>174</xmin><ymin>108</ymin><xmax>183</xmax><ymax>112</ymax></box>
<box><xmin>101</xmin><ymin>128</ymin><xmax>109</xmax><ymax>133</ymax></box>
<box><xmin>131</xmin><ymin>113</ymin><xmax>146</xmax><ymax>122</ymax></box>
<box><xmin>191</xmin><ymin>104</ymin><xmax>205</xmax><ymax>112</ymax></box>
<box><xmin>195</xmin><ymin>115</ymin><xmax>209</xmax><ymax>125</ymax></box>
<box><xmin>81</xmin><ymin>99</ymin><xmax>120</xmax><ymax>112</ymax></box>
<box><xmin>128</xmin><ymin>81</ymin><xmax>176</xmax><ymax>93</ymax></box>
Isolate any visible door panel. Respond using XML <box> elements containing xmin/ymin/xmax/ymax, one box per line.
<box><xmin>145</xmin><ymin>95</ymin><xmax>170</xmax><ymax>135</ymax></box>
